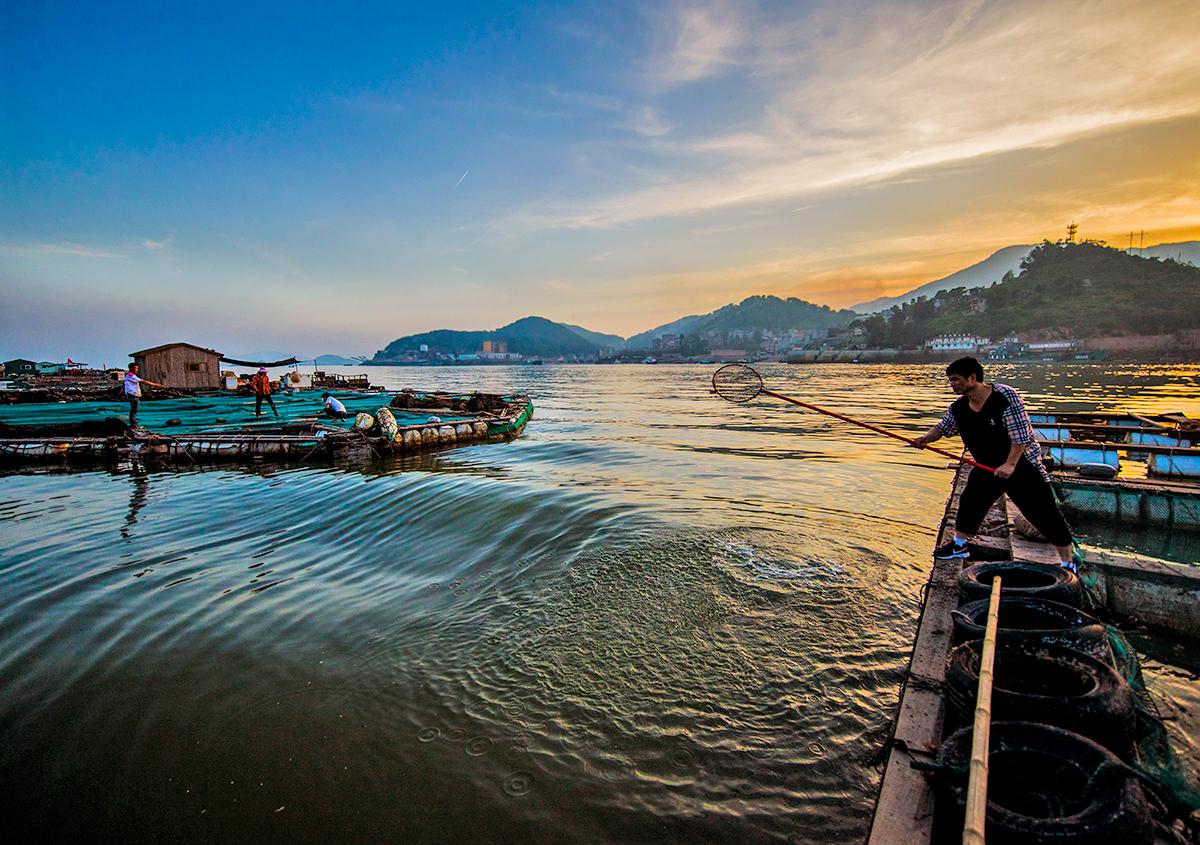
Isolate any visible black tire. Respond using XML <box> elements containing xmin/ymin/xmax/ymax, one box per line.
<box><xmin>959</xmin><ymin>561</ymin><xmax>1083</xmax><ymax>608</ymax></box>
<box><xmin>951</xmin><ymin>596</ymin><xmax>1109</xmax><ymax>662</ymax></box>
<box><xmin>945</xmin><ymin>640</ymin><xmax>1136</xmax><ymax>758</ymax></box>
<box><xmin>935</xmin><ymin>721</ymin><xmax>1153</xmax><ymax>845</ymax></box>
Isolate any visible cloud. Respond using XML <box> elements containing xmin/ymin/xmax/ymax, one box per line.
<box><xmin>0</xmin><ymin>241</ymin><xmax>124</xmax><ymax>258</ymax></box>
<box><xmin>626</xmin><ymin>105</ymin><xmax>673</xmax><ymax>137</ymax></box>
<box><xmin>542</xmin><ymin>84</ymin><xmax>624</xmax><ymax>112</ymax></box>
<box><xmin>648</xmin><ymin>2</ymin><xmax>744</xmax><ymax>86</ymax></box>
<box><xmin>142</xmin><ymin>235</ymin><xmax>174</xmax><ymax>251</ymax></box>
<box><xmin>505</xmin><ymin>0</ymin><xmax>1200</xmax><ymax>232</ymax></box>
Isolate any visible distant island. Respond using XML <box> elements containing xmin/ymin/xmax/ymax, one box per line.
<box><xmin>314</xmin><ymin>354</ymin><xmax>365</xmax><ymax>366</ymax></box>
<box><xmin>368</xmin><ymin>297</ymin><xmax>857</xmax><ymax>365</ymax></box>
<box><xmin>365</xmin><ymin>239</ymin><xmax>1200</xmax><ymax>365</ymax></box>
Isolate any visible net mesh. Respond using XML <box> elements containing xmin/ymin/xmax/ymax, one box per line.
<box><xmin>711</xmin><ymin>364</ymin><xmax>763</xmax><ymax>403</ymax></box>
<box><xmin>1099</xmin><ymin>618</ymin><xmax>1200</xmax><ymax>826</ymax></box>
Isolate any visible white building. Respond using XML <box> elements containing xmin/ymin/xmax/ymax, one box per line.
<box><xmin>925</xmin><ymin>334</ymin><xmax>990</xmax><ymax>352</ymax></box>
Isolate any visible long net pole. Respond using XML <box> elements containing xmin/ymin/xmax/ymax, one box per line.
<box><xmin>963</xmin><ymin>576</ymin><xmax>1003</xmax><ymax>845</ymax></box>
<box><xmin>758</xmin><ymin>388</ymin><xmax>996</xmax><ymax>473</ymax></box>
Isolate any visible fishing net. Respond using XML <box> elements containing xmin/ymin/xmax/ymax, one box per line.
<box><xmin>1099</xmin><ymin>622</ymin><xmax>1200</xmax><ymax>842</ymax></box>
<box><xmin>711</xmin><ymin>364</ymin><xmax>763</xmax><ymax>403</ymax></box>
<box><xmin>1057</xmin><ymin>481</ymin><xmax>1200</xmax><ymax>530</ymax></box>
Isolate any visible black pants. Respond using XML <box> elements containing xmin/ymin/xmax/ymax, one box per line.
<box><xmin>255</xmin><ymin>393</ymin><xmax>278</xmax><ymax>417</ymax></box>
<box><xmin>128</xmin><ymin>397</ymin><xmax>139</xmax><ymax>426</ymax></box>
<box><xmin>956</xmin><ymin>459</ymin><xmax>1073</xmax><ymax>547</ymax></box>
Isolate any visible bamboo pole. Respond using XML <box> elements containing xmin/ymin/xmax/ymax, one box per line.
<box><xmin>962</xmin><ymin>575</ymin><xmax>1002</xmax><ymax>845</ymax></box>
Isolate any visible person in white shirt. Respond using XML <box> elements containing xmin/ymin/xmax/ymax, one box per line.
<box><xmin>123</xmin><ymin>363</ymin><xmax>163</xmax><ymax>427</ymax></box>
<box><xmin>321</xmin><ymin>392</ymin><xmax>351</xmax><ymax>420</ymax></box>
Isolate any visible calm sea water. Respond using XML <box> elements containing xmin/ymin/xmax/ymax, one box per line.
<box><xmin>2</xmin><ymin>363</ymin><xmax>1197</xmax><ymax>844</ymax></box>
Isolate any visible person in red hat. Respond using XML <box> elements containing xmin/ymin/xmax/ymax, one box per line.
<box><xmin>250</xmin><ymin>367</ymin><xmax>278</xmax><ymax>418</ymax></box>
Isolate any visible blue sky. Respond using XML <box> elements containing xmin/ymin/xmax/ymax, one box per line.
<box><xmin>3</xmin><ymin>0</ymin><xmax>1199</xmax><ymax>363</ymax></box>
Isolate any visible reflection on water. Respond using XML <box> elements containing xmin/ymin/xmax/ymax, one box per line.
<box><xmin>0</xmin><ymin>363</ymin><xmax>1196</xmax><ymax>843</ymax></box>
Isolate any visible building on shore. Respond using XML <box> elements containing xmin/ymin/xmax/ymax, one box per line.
<box><xmin>2</xmin><ymin>359</ymin><xmax>68</xmax><ymax>376</ymax></box>
<box><xmin>923</xmin><ymin>334</ymin><xmax>990</xmax><ymax>353</ymax></box>
<box><xmin>129</xmin><ymin>343</ymin><xmax>222</xmax><ymax>389</ymax></box>
<box><xmin>988</xmin><ymin>335</ymin><xmax>1095</xmax><ymax>362</ymax></box>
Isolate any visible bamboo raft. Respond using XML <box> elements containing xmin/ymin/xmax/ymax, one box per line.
<box><xmin>0</xmin><ymin>392</ymin><xmax>533</xmax><ymax>468</ymax></box>
<box><xmin>867</xmin><ymin>454</ymin><xmax>1200</xmax><ymax>845</ymax></box>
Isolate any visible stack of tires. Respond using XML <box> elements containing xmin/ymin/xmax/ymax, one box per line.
<box><xmin>932</xmin><ymin>560</ymin><xmax>1153</xmax><ymax>844</ymax></box>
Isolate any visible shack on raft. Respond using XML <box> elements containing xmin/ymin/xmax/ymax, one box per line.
<box><xmin>0</xmin><ymin>388</ymin><xmax>533</xmax><ymax>468</ymax></box>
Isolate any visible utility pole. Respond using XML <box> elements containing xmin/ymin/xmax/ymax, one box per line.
<box><xmin>1128</xmin><ymin>231</ymin><xmax>1134</xmax><ymax>254</ymax></box>
<box><xmin>1139</xmin><ymin>230</ymin><xmax>1145</xmax><ymax>254</ymax></box>
<box><xmin>1066</xmin><ymin>222</ymin><xmax>1078</xmax><ymax>243</ymax></box>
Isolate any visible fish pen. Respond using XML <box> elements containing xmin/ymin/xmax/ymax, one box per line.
<box><xmin>0</xmin><ymin>389</ymin><xmax>533</xmax><ymax>468</ymax></box>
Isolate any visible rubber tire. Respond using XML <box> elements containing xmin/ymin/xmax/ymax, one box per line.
<box><xmin>951</xmin><ymin>596</ymin><xmax>1109</xmax><ymax>662</ymax></box>
<box><xmin>945</xmin><ymin>640</ymin><xmax>1136</xmax><ymax>758</ymax></box>
<box><xmin>958</xmin><ymin>561</ymin><xmax>1083</xmax><ymax>608</ymax></box>
<box><xmin>935</xmin><ymin>722</ymin><xmax>1153</xmax><ymax>845</ymax></box>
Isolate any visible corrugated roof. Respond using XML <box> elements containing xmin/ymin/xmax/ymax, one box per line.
<box><xmin>129</xmin><ymin>342</ymin><xmax>223</xmax><ymax>357</ymax></box>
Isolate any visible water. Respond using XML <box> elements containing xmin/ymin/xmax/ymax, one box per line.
<box><xmin>1</xmin><ymin>363</ymin><xmax>1197</xmax><ymax>843</ymax></box>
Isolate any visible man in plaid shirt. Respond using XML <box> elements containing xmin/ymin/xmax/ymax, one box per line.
<box><xmin>911</xmin><ymin>357</ymin><xmax>1076</xmax><ymax>570</ymax></box>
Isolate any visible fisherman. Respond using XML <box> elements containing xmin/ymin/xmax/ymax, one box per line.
<box><xmin>250</xmin><ymin>367</ymin><xmax>279</xmax><ymax>418</ymax></box>
<box><xmin>322</xmin><ymin>392</ymin><xmax>351</xmax><ymax>420</ymax></box>
<box><xmin>123</xmin><ymin>363</ymin><xmax>164</xmax><ymax>428</ymax></box>
<box><xmin>911</xmin><ymin>356</ymin><xmax>1076</xmax><ymax>571</ymax></box>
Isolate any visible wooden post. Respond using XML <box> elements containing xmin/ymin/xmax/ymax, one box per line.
<box><xmin>962</xmin><ymin>575</ymin><xmax>1002</xmax><ymax>845</ymax></box>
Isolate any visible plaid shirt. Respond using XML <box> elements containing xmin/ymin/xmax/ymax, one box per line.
<box><xmin>934</xmin><ymin>383</ymin><xmax>1049</xmax><ymax>479</ymax></box>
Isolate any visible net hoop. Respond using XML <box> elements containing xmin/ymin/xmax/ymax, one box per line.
<box><xmin>712</xmin><ymin>364</ymin><xmax>763</xmax><ymax>403</ymax></box>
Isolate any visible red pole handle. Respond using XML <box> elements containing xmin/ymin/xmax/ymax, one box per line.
<box><xmin>760</xmin><ymin>388</ymin><xmax>996</xmax><ymax>473</ymax></box>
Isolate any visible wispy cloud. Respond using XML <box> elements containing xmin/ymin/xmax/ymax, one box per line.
<box><xmin>542</xmin><ymin>84</ymin><xmax>624</xmax><ymax>112</ymax></box>
<box><xmin>0</xmin><ymin>241</ymin><xmax>123</xmax><ymax>258</ymax></box>
<box><xmin>648</xmin><ymin>2</ymin><xmax>744</xmax><ymax>87</ymax></box>
<box><xmin>626</xmin><ymin>105</ymin><xmax>673</xmax><ymax>137</ymax></box>
<box><xmin>142</xmin><ymin>235</ymin><xmax>174</xmax><ymax>251</ymax></box>
<box><xmin>508</xmin><ymin>0</ymin><xmax>1200</xmax><ymax>232</ymax></box>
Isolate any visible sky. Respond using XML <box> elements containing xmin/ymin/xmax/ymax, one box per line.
<box><xmin>2</xmin><ymin>0</ymin><xmax>1199</xmax><ymax>363</ymax></box>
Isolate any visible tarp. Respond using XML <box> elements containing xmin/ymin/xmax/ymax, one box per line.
<box><xmin>220</xmin><ymin>356</ymin><xmax>301</xmax><ymax>368</ymax></box>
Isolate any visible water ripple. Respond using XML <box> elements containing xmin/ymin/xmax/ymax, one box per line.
<box><xmin>1</xmin><ymin>363</ymin><xmax>1196</xmax><ymax>844</ymax></box>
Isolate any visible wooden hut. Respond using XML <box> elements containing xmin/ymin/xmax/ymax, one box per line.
<box><xmin>130</xmin><ymin>343</ymin><xmax>222</xmax><ymax>389</ymax></box>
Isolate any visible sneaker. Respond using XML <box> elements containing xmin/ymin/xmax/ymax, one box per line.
<box><xmin>934</xmin><ymin>539</ymin><xmax>970</xmax><ymax>560</ymax></box>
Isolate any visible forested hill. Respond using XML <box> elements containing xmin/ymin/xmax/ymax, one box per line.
<box><xmin>626</xmin><ymin>295</ymin><xmax>856</xmax><ymax>349</ymax></box>
<box><xmin>371</xmin><ymin>316</ymin><xmax>606</xmax><ymax>360</ymax></box>
<box><xmin>856</xmin><ymin>241</ymin><xmax>1200</xmax><ymax>347</ymax></box>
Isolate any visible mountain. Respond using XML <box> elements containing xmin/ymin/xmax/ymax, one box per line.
<box><xmin>562</xmin><ymin>323</ymin><xmax>625</xmax><ymax>349</ymax></box>
<box><xmin>626</xmin><ymin>295</ymin><xmax>856</xmax><ymax>349</ymax></box>
<box><xmin>851</xmin><ymin>240</ymin><xmax>1200</xmax><ymax>314</ymax></box>
<box><xmin>625</xmin><ymin>313</ymin><xmax>713</xmax><ymax>350</ymax></box>
<box><xmin>314</xmin><ymin>354</ymin><xmax>364</xmax><ymax>366</ymax></box>
<box><xmin>1139</xmin><ymin>241</ymin><xmax>1200</xmax><ymax>266</ymax></box>
<box><xmin>851</xmin><ymin>245</ymin><xmax>1034</xmax><ymax>314</ymax></box>
<box><xmin>856</xmin><ymin>240</ymin><xmax>1200</xmax><ymax>347</ymax></box>
<box><xmin>371</xmin><ymin>316</ymin><xmax>606</xmax><ymax>361</ymax></box>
